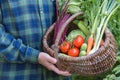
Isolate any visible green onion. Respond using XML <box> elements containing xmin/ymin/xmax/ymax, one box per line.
<box><xmin>89</xmin><ymin>0</ymin><xmax>120</xmax><ymax>54</ymax></box>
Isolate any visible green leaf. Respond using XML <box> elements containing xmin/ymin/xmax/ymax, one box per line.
<box><xmin>115</xmin><ymin>69</ymin><xmax>120</xmax><ymax>75</ymax></box>
<box><xmin>68</xmin><ymin>5</ymin><xmax>81</xmax><ymax>14</ymax></box>
<box><xmin>104</xmin><ymin>74</ymin><xmax>116</xmax><ymax>80</ymax></box>
<box><xmin>116</xmin><ymin>76</ymin><xmax>120</xmax><ymax>80</ymax></box>
<box><xmin>69</xmin><ymin>0</ymin><xmax>81</xmax><ymax>6</ymax></box>
<box><xmin>112</xmin><ymin>65</ymin><xmax>120</xmax><ymax>73</ymax></box>
<box><xmin>116</xmin><ymin>56</ymin><xmax>120</xmax><ymax>62</ymax></box>
<box><xmin>108</xmin><ymin>74</ymin><xmax>116</xmax><ymax>80</ymax></box>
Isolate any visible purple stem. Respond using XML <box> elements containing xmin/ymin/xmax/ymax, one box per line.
<box><xmin>53</xmin><ymin>0</ymin><xmax>71</xmax><ymax>44</ymax></box>
<box><xmin>53</xmin><ymin>13</ymin><xmax>70</xmax><ymax>44</ymax></box>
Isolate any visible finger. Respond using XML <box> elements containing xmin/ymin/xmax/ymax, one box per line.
<box><xmin>50</xmin><ymin>65</ymin><xmax>71</xmax><ymax>76</ymax></box>
<box><xmin>57</xmin><ymin>71</ymin><xmax>71</xmax><ymax>76</ymax></box>
<box><xmin>47</xmin><ymin>55</ymin><xmax>57</xmax><ymax>64</ymax></box>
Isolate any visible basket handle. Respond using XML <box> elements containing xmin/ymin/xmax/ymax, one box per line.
<box><xmin>53</xmin><ymin>12</ymin><xmax>84</xmax><ymax>54</ymax></box>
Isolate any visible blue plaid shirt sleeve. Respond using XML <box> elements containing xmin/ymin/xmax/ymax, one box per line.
<box><xmin>0</xmin><ymin>0</ymin><xmax>55</xmax><ymax>64</ymax></box>
<box><xmin>0</xmin><ymin>0</ymin><xmax>49</xmax><ymax>63</ymax></box>
<box><xmin>0</xmin><ymin>23</ymin><xmax>39</xmax><ymax>63</ymax></box>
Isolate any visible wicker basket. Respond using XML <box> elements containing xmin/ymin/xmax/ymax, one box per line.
<box><xmin>43</xmin><ymin>12</ymin><xmax>118</xmax><ymax>76</ymax></box>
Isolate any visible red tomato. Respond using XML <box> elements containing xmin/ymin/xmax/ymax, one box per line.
<box><xmin>68</xmin><ymin>47</ymin><xmax>80</xmax><ymax>57</ymax></box>
<box><xmin>73</xmin><ymin>35</ymin><xmax>84</xmax><ymax>48</ymax></box>
<box><xmin>59</xmin><ymin>41</ymin><xmax>71</xmax><ymax>53</ymax></box>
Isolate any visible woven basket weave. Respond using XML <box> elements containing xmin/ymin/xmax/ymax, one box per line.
<box><xmin>43</xmin><ymin>12</ymin><xmax>118</xmax><ymax>76</ymax></box>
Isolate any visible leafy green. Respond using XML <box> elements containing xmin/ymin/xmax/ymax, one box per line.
<box><xmin>108</xmin><ymin>7</ymin><xmax>120</xmax><ymax>50</ymax></box>
<box><xmin>66</xmin><ymin>29</ymin><xmax>85</xmax><ymax>42</ymax></box>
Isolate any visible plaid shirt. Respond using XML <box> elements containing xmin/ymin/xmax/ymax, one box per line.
<box><xmin>0</xmin><ymin>0</ymin><xmax>71</xmax><ymax>80</ymax></box>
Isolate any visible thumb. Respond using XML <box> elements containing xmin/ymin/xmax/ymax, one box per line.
<box><xmin>47</xmin><ymin>55</ymin><xmax>57</xmax><ymax>64</ymax></box>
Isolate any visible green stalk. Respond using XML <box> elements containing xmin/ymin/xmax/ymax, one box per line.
<box><xmin>89</xmin><ymin>0</ymin><xmax>107</xmax><ymax>54</ymax></box>
<box><xmin>93</xmin><ymin>17</ymin><xmax>106</xmax><ymax>50</ymax></box>
<box><xmin>91</xmin><ymin>0</ymin><xmax>104</xmax><ymax>34</ymax></box>
<box><xmin>96</xmin><ymin>5</ymin><xmax>120</xmax><ymax>50</ymax></box>
<box><xmin>93</xmin><ymin>5</ymin><xmax>108</xmax><ymax>50</ymax></box>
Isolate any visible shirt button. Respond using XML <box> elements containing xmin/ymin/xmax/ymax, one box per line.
<box><xmin>40</xmin><ymin>11</ymin><xmax>43</xmax><ymax>14</ymax></box>
<box><xmin>50</xmin><ymin>0</ymin><xmax>55</xmax><ymax>1</ymax></box>
<box><xmin>39</xmin><ymin>8</ymin><xmax>43</xmax><ymax>13</ymax></box>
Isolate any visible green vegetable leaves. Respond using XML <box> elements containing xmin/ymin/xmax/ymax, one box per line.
<box><xmin>68</xmin><ymin>5</ymin><xmax>81</xmax><ymax>14</ymax></box>
<box><xmin>66</xmin><ymin>29</ymin><xmax>85</xmax><ymax>42</ymax></box>
<box><xmin>67</xmin><ymin>0</ymin><xmax>81</xmax><ymax>14</ymax></box>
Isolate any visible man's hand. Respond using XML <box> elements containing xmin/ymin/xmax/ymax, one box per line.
<box><xmin>38</xmin><ymin>52</ymin><xmax>71</xmax><ymax>76</ymax></box>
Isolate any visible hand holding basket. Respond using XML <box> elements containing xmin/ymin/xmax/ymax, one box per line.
<box><xmin>43</xmin><ymin>12</ymin><xmax>118</xmax><ymax>76</ymax></box>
